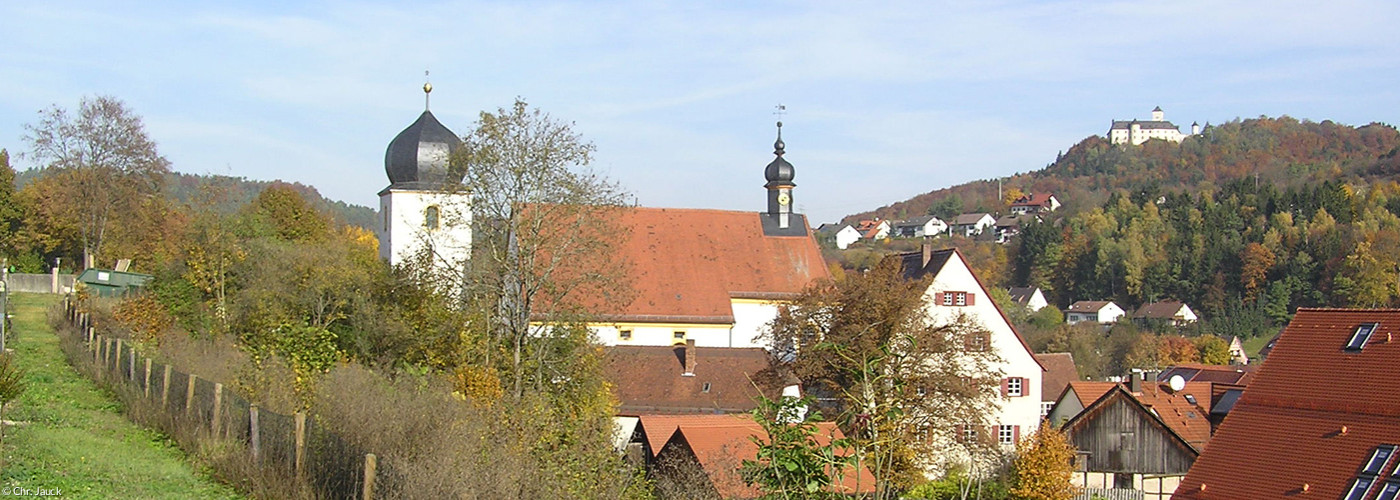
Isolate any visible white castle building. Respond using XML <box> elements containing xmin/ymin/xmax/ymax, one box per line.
<box><xmin>1108</xmin><ymin>106</ymin><xmax>1200</xmax><ymax>145</ymax></box>
<box><xmin>378</xmin><ymin>83</ymin><xmax>472</xmax><ymax>270</ymax></box>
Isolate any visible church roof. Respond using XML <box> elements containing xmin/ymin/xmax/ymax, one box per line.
<box><xmin>384</xmin><ymin>110</ymin><xmax>465</xmax><ymax>190</ymax></box>
<box><xmin>589</xmin><ymin>207</ymin><xmax>828</xmax><ymax>323</ymax></box>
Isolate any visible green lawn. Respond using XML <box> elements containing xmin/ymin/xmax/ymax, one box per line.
<box><xmin>1240</xmin><ymin>333</ymin><xmax>1275</xmax><ymax>361</ymax></box>
<box><xmin>0</xmin><ymin>293</ymin><xmax>239</xmax><ymax>499</ymax></box>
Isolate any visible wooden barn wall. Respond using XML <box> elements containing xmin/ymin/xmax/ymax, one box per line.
<box><xmin>1066</xmin><ymin>398</ymin><xmax>1196</xmax><ymax>474</ymax></box>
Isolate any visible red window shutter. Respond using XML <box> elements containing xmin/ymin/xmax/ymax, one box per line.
<box><xmin>1013</xmin><ymin>425</ymin><xmax>1021</xmax><ymax>443</ymax></box>
<box><xmin>966</xmin><ymin>292</ymin><xmax>976</xmax><ymax>305</ymax></box>
<box><xmin>1000</xmin><ymin>378</ymin><xmax>1009</xmax><ymax>397</ymax></box>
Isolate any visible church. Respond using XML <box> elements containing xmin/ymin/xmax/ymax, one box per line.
<box><xmin>377</xmin><ymin>86</ymin><xmax>829</xmax><ymax>349</ymax></box>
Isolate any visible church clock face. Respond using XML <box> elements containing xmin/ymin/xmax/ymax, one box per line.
<box><xmin>777</xmin><ymin>193</ymin><xmax>791</xmax><ymax>206</ymax></box>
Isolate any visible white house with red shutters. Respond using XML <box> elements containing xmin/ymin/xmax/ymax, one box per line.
<box><xmin>896</xmin><ymin>246</ymin><xmax>1046</xmax><ymax>457</ymax></box>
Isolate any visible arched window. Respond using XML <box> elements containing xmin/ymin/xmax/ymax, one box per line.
<box><xmin>424</xmin><ymin>205</ymin><xmax>440</xmax><ymax>230</ymax></box>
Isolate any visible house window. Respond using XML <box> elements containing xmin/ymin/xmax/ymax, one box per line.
<box><xmin>1006</xmin><ymin>377</ymin><xmax>1023</xmax><ymax>397</ymax></box>
<box><xmin>424</xmin><ymin>205</ymin><xmax>440</xmax><ymax>229</ymax></box>
<box><xmin>955</xmin><ymin>292</ymin><xmax>967</xmax><ymax>306</ymax></box>
<box><xmin>702</xmin><ymin>382</ymin><xmax>712</xmax><ymax>393</ymax></box>
<box><xmin>673</xmin><ymin>331</ymin><xmax>686</xmax><ymax>344</ymax></box>
<box><xmin>1041</xmin><ymin>401</ymin><xmax>1054</xmax><ymax>417</ymax></box>
<box><xmin>619</xmin><ymin>329</ymin><xmax>632</xmax><ymax>341</ymax></box>
<box><xmin>1365</xmin><ymin>445</ymin><xmax>1396</xmax><ymax>474</ymax></box>
<box><xmin>1376</xmin><ymin>482</ymin><xmax>1400</xmax><ymax>500</ymax></box>
<box><xmin>940</xmin><ymin>291</ymin><xmax>974</xmax><ymax>307</ymax></box>
<box><xmin>962</xmin><ymin>426</ymin><xmax>978</xmax><ymax>443</ymax></box>
<box><xmin>998</xmin><ymin>425</ymin><xmax>1015</xmax><ymax>445</ymax></box>
<box><xmin>965</xmin><ymin>331</ymin><xmax>989</xmax><ymax>352</ymax></box>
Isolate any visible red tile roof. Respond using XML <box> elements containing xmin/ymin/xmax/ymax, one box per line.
<box><xmin>1066</xmin><ymin>300</ymin><xmax>1114</xmax><ymax>312</ymax></box>
<box><xmin>1035</xmin><ymin>352</ymin><xmax>1080</xmax><ymax>403</ymax></box>
<box><xmin>605</xmin><ymin>345</ymin><xmax>794</xmax><ymax>414</ymax></box>
<box><xmin>1176</xmin><ymin>308</ymin><xmax>1400</xmax><ymax>499</ymax></box>
<box><xmin>566</xmin><ymin>207</ymin><xmax>829</xmax><ymax>323</ymax></box>
<box><xmin>1134</xmin><ymin>382</ymin><xmax>1214</xmax><ymax>449</ymax></box>
<box><xmin>1158</xmin><ymin>363</ymin><xmax>1256</xmax><ymax>385</ymax></box>
<box><xmin>654</xmin><ymin>415</ymin><xmax>877</xmax><ymax>498</ymax></box>
<box><xmin>1011</xmin><ymin>193</ymin><xmax>1057</xmax><ymax>208</ymax></box>
<box><xmin>1065</xmin><ymin>381</ymin><xmax>1120</xmax><ymax>408</ymax></box>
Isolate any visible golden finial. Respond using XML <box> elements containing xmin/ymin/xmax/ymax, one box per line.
<box><xmin>423</xmin><ymin>70</ymin><xmax>432</xmax><ymax>110</ymax></box>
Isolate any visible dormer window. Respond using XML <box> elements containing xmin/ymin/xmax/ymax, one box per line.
<box><xmin>1347</xmin><ymin>323</ymin><xmax>1380</xmax><ymax>351</ymax></box>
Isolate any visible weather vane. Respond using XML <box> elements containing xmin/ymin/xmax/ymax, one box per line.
<box><xmin>773</xmin><ymin>103</ymin><xmax>787</xmax><ymax>122</ymax></box>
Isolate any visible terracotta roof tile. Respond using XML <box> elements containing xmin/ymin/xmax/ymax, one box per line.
<box><xmin>1067</xmin><ymin>301</ymin><xmax>1113</xmax><ymax>312</ymax></box>
<box><xmin>1011</xmin><ymin>193</ymin><xmax>1057</xmax><ymax>207</ymax></box>
<box><xmin>1159</xmin><ymin>363</ymin><xmax>1256</xmax><ymax>385</ymax></box>
<box><xmin>655</xmin><ymin>415</ymin><xmax>877</xmax><ymax>498</ymax></box>
<box><xmin>569</xmin><ymin>207</ymin><xmax>829</xmax><ymax>322</ymax></box>
<box><xmin>605</xmin><ymin>345</ymin><xmax>792</xmax><ymax>414</ymax></box>
<box><xmin>1035</xmin><ymin>353</ymin><xmax>1080</xmax><ymax>403</ymax></box>
<box><xmin>1176</xmin><ymin>308</ymin><xmax>1400</xmax><ymax>499</ymax></box>
<box><xmin>1133</xmin><ymin>300</ymin><xmax>1189</xmax><ymax>319</ymax></box>
<box><xmin>1065</xmin><ymin>381</ymin><xmax>1120</xmax><ymax>408</ymax></box>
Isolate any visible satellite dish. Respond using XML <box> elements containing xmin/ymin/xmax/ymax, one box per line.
<box><xmin>1168</xmin><ymin>374</ymin><xmax>1186</xmax><ymax>392</ymax></box>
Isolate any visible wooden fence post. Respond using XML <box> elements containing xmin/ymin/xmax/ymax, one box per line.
<box><xmin>363</xmin><ymin>453</ymin><xmax>377</xmax><ymax>500</ymax></box>
<box><xmin>128</xmin><ymin>348</ymin><xmax>136</xmax><ymax>381</ymax></box>
<box><xmin>249</xmin><ymin>404</ymin><xmax>261</xmax><ymax>461</ymax></box>
<box><xmin>143</xmin><ymin>358</ymin><xmax>152</xmax><ymax>397</ymax></box>
<box><xmin>294</xmin><ymin>412</ymin><xmax>306</xmax><ymax>475</ymax></box>
<box><xmin>114</xmin><ymin>339</ymin><xmax>123</xmax><ymax>374</ymax></box>
<box><xmin>212</xmin><ymin>383</ymin><xmax>224</xmax><ymax>436</ymax></box>
<box><xmin>185</xmin><ymin>373</ymin><xmax>197</xmax><ymax>415</ymax></box>
<box><xmin>161</xmin><ymin>365</ymin><xmax>172</xmax><ymax>407</ymax></box>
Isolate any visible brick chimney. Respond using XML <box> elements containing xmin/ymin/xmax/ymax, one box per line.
<box><xmin>921</xmin><ymin>241</ymin><xmax>933</xmax><ymax>268</ymax></box>
<box><xmin>1129</xmin><ymin>370</ymin><xmax>1143</xmax><ymax>393</ymax></box>
<box><xmin>683</xmin><ymin>339</ymin><xmax>697</xmax><ymax>376</ymax></box>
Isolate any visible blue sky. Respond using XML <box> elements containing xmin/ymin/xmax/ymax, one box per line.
<box><xmin>3</xmin><ymin>1</ymin><xmax>1399</xmax><ymax>224</ymax></box>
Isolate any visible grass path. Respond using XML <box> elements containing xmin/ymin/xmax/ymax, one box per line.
<box><xmin>0</xmin><ymin>293</ymin><xmax>240</xmax><ymax>499</ymax></box>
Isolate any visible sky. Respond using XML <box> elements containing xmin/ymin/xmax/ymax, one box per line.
<box><xmin>3</xmin><ymin>1</ymin><xmax>1399</xmax><ymax>224</ymax></box>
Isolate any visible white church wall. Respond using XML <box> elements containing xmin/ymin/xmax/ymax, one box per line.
<box><xmin>380</xmin><ymin>189</ymin><xmax>471</xmax><ymax>269</ymax></box>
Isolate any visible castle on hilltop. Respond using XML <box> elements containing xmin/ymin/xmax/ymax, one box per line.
<box><xmin>1108</xmin><ymin>106</ymin><xmax>1200</xmax><ymax>145</ymax></box>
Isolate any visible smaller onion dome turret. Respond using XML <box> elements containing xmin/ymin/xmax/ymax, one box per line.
<box><xmin>764</xmin><ymin>121</ymin><xmax>794</xmax><ymax>187</ymax></box>
<box><xmin>384</xmin><ymin>83</ymin><xmax>465</xmax><ymax>189</ymax></box>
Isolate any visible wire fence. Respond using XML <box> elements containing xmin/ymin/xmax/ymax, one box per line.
<box><xmin>60</xmin><ymin>296</ymin><xmax>382</xmax><ymax>499</ymax></box>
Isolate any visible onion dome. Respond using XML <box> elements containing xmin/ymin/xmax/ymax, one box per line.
<box><xmin>764</xmin><ymin>121</ymin><xmax>794</xmax><ymax>187</ymax></box>
<box><xmin>385</xmin><ymin>83</ymin><xmax>464</xmax><ymax>189</ymax></box>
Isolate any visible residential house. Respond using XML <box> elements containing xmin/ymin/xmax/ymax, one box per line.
<box><xmin>994</xmin><ymin>214</ymin><xmax>1036</xmax><ymax>243</ymax></box>
<box><xmin>896</xmin><ymin>246</ymin><xmax>1046</xmax><ymax>457</ymax></box>
<box><xmin>1132</xmin><ymin>300</ymin><xmax>1198</xmax><ymax>327</ymax></box>
<box><xmin>644</xmin><ymin>414</ymin><xmax>877</xmax><ymax>498</ymax></box>
<box><xmin>893</xmin><ymin>215</ymin><xmax>948</xmax><ymax>238</ymax></box>
<box><xmin>1008</xmin><ymin>287</ymin><xmax>1048</xmax><ymax>312</ymax></box>
<box><xmin>949</xmin><ymin>213</ymin><xmax>996</xmax><ymax>237</ymax></box>
<box><xmin>1108</xmin><ymin>107</ymin><xmax>1199</xmax><ymax>145</ymax></box>
<box><xmin>1227</xmin><ymin>335</ymin><xmax>1249</xmax><ymax>364</ymax></box>
<box><xmin>834</xmin><ymin>224</ymin><xmax>861</xmax><ymax>249</ymax></box>
<box><xmin>854</xmin><ymin>219</ymin><xmax>891</xmax><ymax>241</ymax></box>
<box><xmin>1047</xmin><ymin>381</ymin><xmax>1120</xmax><ymax>427</ymax></box>
<box><xmin>1176</xmin><ymin>309</ymin><xmax>1400</xmax><ymax>499</ymax></box>
<box><xmin>1065</xmin><ymin>301</ymin><xmax>1126</xmax><ymax>325</ymax></box>
<box><xmin>604</xmin><ymin>341</ymin><xmax>798</xmax><ymax>415</ymax></box>
<box><xmin>1009</xmin><ymin>193</ymin><xmax>1061</xmax><ymax>214</ymax></box>
<box><xmin>1061</xmin><ymin>374</ymin><xmax>1214</xmax><ymax>499</ymax></box>
<box><xmin>1034</xmin><ymin>352</ymin><xmax>1079</xmax><ymax>418</ymax></box>
<box><xmin>1156</xmin><ymin>363</ymin><xmax>1256</xmax><ymax>386</ymax></box>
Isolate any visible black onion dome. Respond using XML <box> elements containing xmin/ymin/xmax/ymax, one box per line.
<box><xmin>384</xmin><ymin>110</ymin><xmax>465</xmax><ymax>188</ymax></box>
<box><xmin>763</xmin><ymin>122</ymin><xmax>794</xmax><ymax>185</ymax></box>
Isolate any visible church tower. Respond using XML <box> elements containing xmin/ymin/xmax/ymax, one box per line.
<box><xmin>763</xmin><ymin>121</ymin><xmax>795</xmax><ymax>229</ymax></box>
<box><xmin>378</xmin><ymin>82</ymin><xmax>472</xmax><ymax>269</ymax></box>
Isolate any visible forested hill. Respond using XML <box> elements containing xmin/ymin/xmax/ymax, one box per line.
<box><xmin>16</xmin><ymin>169</ymin><xmax>376</xmax><ymax>230</ymax></box>
<box><xmin>845</xmin><ymin>116</ymin><xmax>1400</xmax><ymax>223</ymax></box>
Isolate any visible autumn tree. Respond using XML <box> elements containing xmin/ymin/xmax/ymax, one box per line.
<box><xmin>455</xmin><ymin>98</ymin><xmax>632</xmax><ymax>403</ymax></box>
<box><xmin>766</xmin><ymin>260</ymin><xmax>1002</xmax><ymax>498</ymax></box>
<box><xmin>23</xmin><ymin>95</ymin><xmax>170</xmax><ymax>268</ymax></box>
<box><xmin>742</xmin><ymin>395</ymin><xmax>856</xmax><ymax>499</ymax></box>
<box><xmin>1010</xmin><ymin>425</ymin><xmax>1077</xmax><ymax>500</ymax></box>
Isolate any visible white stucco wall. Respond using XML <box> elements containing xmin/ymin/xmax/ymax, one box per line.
<box><xmin>379</xmin><ymin>188</ymin><xmax>472</xmax><ymax>269</ymax></box>
<box><xmin>589</xmin><ymin>299</ymin><xmax>780</xmax><ymax>349</ymax></box>
<box><xmin>836</xmin><ymin>226</ymin><xmax>861</xmax><ymax>249</ymax></box>
<box><xmin>918</xmin><ymin>252</ymin><xmax>1044</xmax><ymax>444</ymax></box>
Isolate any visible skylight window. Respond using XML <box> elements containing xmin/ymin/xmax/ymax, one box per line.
<box><xmin>1378</xmin><ymin>482</ymin><xmax>1400</xmax><ymax>500</ymax></box>
<box><xmin>1185</xmin><ymin>395</ymin><xmax>1197</xmax><ymax>405</ymax></box>
<box><xmin>1346</xmin><ymin>477</ymin><xmax>1375</xmax><ymax>500</ymax></box>
<box><xmin>1347</xmin><ymin>323</ymin><xmax>1380</xmax><ymax>350</ymax></box>
<box><xmin>1368</xmin><ymin>446</ymin><xmax>1397</xmax><ymax>474</ymax></box>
